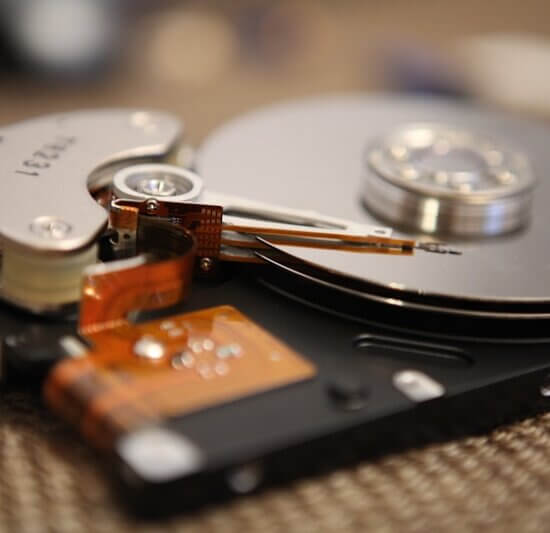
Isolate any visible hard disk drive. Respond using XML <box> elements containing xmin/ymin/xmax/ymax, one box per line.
<box><xmin>2</xmin><ymin>95</ymin><xmax>550</xmax><ymax>514</ymax></box>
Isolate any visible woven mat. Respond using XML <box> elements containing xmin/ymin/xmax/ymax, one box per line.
<box><xmin>2</xmin><ymin>385</ymin><xmax>550</xmax><ymax>533</ymax></box>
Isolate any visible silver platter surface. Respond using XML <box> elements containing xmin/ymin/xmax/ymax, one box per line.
<box><xmin>196</xmin><ymin>94</ymin><xmax>550</xmax><ymax>314</ymax></box>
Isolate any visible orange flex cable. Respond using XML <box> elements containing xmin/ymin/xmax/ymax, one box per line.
<box><xmin>112</xmin><ymin>198</ymin><xmax>223</xmax><ymax>261</ymax></box>
<box><xmin>83</xmin><ymin>202</ymin><xmax>197</xmax><ymax>334</ymax></box>
<box><xmin>44</xmin><ymin>206</ymin><xmax>198</xmax><ymax>448</ymax></box>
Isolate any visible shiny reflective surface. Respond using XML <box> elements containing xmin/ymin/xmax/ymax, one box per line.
<box><xmin>0</xmin><ymin>110</ymin><xmax>182</xmax><ymax>253</ymax></box>
<box><xmin>367</xmin><ymin>124</ymin><xmax>533</xmax><ymax>197</ymax></box>
<box><xmin>197</xmin><ymin>95</ymin><xmax>550</xmax><ymax>303</ymax></box>
<box><xmin>364</xmin><ymin>123</ymin><xmax>535</xmax><ymax>237</ymax></box>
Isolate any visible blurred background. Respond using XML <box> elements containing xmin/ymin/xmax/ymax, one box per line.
<box><xmin>1</xmin><ymin>0</ymin><xmax>550</xmax><ymax>143</ymax></box>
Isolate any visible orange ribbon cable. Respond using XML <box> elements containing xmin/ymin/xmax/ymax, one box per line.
<box><xmin>44</xmin><ymin>201</ymin><xmax>316</xmax><ymax>450</ymax></box>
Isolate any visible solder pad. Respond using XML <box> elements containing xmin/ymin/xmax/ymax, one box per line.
<box><xmin>44</xmin><ymin>306</ymin><xmax>316</xmax><ymax>449</ymax></box>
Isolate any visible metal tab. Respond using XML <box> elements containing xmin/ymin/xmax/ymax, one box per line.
<box><xmin>393</xmin><ymin>369</ymin><xmax>445</xmax><ymax>402</ymax></box>
<box><xmin>0</xmin><ymin>109</ymin><xmax>182</xmax><ymax>254</ymax></box>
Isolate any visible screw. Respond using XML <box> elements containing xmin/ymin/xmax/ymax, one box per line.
<box><xmin>200</xmin><ymin>257</ymin><xmax>214</xmax><ymax>272</ymax></box>
<box><xmin>145</xmin><ymin>199</ymin><xmax>159</xmax><ymax>213</ymax></box>
<box><xmin>226</xmin><ymin>463</ymin><xmax>264</xmax><ymax>494</ymax></box>
<box><xmin>30</xmin><ymin>216</ymin><xmax>72</xmax><ymax>239</ymax></box>
<box><xmin>327</xmin><ymin>374</ymin><xmax>369</xmax><ymax>411</ymax></box>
